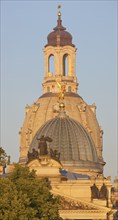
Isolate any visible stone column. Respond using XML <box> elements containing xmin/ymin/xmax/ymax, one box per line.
<box><xmin>107</xmin><ymin>186</ymin><xmax>112</xmax><ymax>208</ymax></box>
<box><xmin>108</xmin><ymin>214</ymin><xmax>113</xmax><ymax>220</ymax></box>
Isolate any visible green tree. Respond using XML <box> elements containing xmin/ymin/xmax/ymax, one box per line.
<box><xmin>0</xmin><ymin>165</ymin><xmax>63</xmax><ymax>220</ymax></box>
<box><xmin>0</xmin><ymin>147</ymin><xmax>7</xmax><ymax>166</ymax></box>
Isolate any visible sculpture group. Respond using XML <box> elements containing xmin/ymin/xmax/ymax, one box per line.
<box><xmin>91</xmin><ymin>183</ymin><xmax>108</xmax><ymax>200</ymax></box>
<box><xmin>27</xmin><ymin>135</ymin><xmax>60</xmax><ymax>163</ymax></box>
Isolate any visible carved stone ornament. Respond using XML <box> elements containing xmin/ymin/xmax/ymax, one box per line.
<box><xmin>59</xmin><ymin>197</ymin><xmax>96</xmax><ymax>210</ymax></box>
<box><xmin>53</xmin><ymin>103</ymin><xmax>60</xmax><ymax>113</ymax></box>
<box><xmin>25</xmin><ymin>128</ymin><xmax>32</xmax><ymax>142</ymax></box>
<box><xmin>19</xmin><ymin>127</ymin><xmax>22</xmax><ymax>135</ymax></box>
<box><xmin>78</xmin><ymin>102</ymin><xmax>86</xmax><ymax>112</ymax></box>
<box><xmin>25</xmin><ymin>104</ymin><xmax>30</xmax><ymax>114</ymax></box>
<box><xmin>27</xmin><ymin>149</ymin><xmax>61</xmax><ymax>165</ymax></box>
<box><xmin>27</xmin><ymin>135</ymin><xmax>61</xmax><ymax>164</ymax></box>
<box><xmin>50</xmin><ymin>148</ymin><xmax>60</xmax><ymax>162</ymax></box>
<box><xmin>97</xmin><ymin>174</ymin><xmax>104</xmax><ymax>180</ymax></box>
<box><xmin>99</xmin><ymin>184</ymin><xmax>108</xmax><ymax>200</ymax></box>
<box><xmin>27</xmin><ymin>156</ymin><xmax>62</xmax><ymax>169</ymax></box>
<box><xmin>27</xmin><ymin>148</ymin><xmax>39</xmax><ymax>162</ymax></box>
<box><xmin>90</xmin><ymin>175</ymin><xmax>96</xmax><ymax>180</ymax></box>
<box><xmin>106</xmin><ymin>176</ymin><xmax>111</xmax><ymax>181</ymax></box>
<box><xmin>91</xmin><ymin>184</ymin><xmax>99</xmax><ymax>199</ymax></box>
<box><xmin>84</xmin><ymin>123</ymin><xmax>92</xmax><ymax>133</ymax></box>
<box><xmin>32</xmin><ymin>103</ymin><xmax>40</xmax><ymax>113</ymax></box>
<box><xmin>100</xmin><ymin>127</ymin><xmax>104</xmax><ymax>138</ymax></box>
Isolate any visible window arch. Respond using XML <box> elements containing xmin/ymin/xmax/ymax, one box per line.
<box><xmin>99</xmin><ymin>184</ymin><xmax>108</xmax><ymax>199</ymax></box>
<box><xmin>48</xmin><ymin>54</ymin><xmax>54</xmax><ymax>75</ymax></box>
<box><xmin>68</xmin><ymin>86</ymin><xmax>72</xmax><ymax>92</ymax></box>
<box><xmin>63</xmin><ymin>54</ymin><xmax>68</xmax><ymax>76</ymax></box>
<box><xmin>47</xmin><ymin>86</ymin><xmax>50</xmax><ymax>93</ymax></box>
<box><xmin>63</xmin><ymin>54</ymin><xmax>71</xmax><ymax>76</ymax></box>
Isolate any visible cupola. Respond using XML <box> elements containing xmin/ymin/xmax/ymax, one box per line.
<box><xmin>43</xmin><ymin>5</ymin><xmax>78</xmax><ymax>95</ymax></box>
<box><xmin>46</xmin><ymin>5</ymin><xmax>75</xmax><ymax>47</ymax></box>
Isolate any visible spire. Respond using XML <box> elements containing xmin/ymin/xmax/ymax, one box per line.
<box><xmin>58</xmin><ymin>5</ymin><xmax>61</xmax><ymax>20</ymax></box>
<box><xmin>56</xmin><ymin>4</ymin><xmax>63</xmax><ymax>29</ymax></box>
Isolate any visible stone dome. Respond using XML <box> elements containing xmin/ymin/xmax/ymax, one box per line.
<box><xmin>20</xmin><ymin>93</ymin><xmax>103</xmax><ymax>165</ymax></box>
<box><xmin>30</xmin><ymin>103</ymin><xmax>102</xmax><ymax>174</ymax></box>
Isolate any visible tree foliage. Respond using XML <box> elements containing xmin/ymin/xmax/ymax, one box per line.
<box><xmin>0</xmin><ymin>147</ymin><xmax>7</xmax><ymax>166</ymax></box>
<box><xmin>0</xmin><ymin>165</ymin><xmax>63</xmax><ymax>220</ymax></box>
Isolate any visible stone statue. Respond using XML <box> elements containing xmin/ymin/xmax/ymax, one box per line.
<box><xmin>50</xmin><ymin>148</ymin><xmax>60</xmax><ymax>161</ymax></box>
<box><xmin>91</xmin><ymin>184</ymin><xmax>99</xmax><ymax>199</ymax></box>
<box><xmin>27</xmin><ymin>148</ymin><xmax>38</xmax><ymax>162</ymax></box>
<box><xmin>37</xmin><ymin>135</ymin><xmax>52</xmax><ymax>156</ymax></box>
<box><xmin>99</xmin><ymin>184</ymin><xmax>107</xmax><ymax>200</ymax></box>
<box><xmin>78</xmin><ymin>102</ymin><xmax>86</xmax><ymax>112</ymax></box>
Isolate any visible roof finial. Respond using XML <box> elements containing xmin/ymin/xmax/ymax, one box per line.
<box><xmin>58</xmin><ymin>4</ymin><xmax>61</xmax><ymax>20</ymax></box>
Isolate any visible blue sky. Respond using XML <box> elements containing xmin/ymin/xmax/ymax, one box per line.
<box><xmin>1</xmin><ymin>1</ymin><xmax>117</xmax><ymax>181</ymax></box>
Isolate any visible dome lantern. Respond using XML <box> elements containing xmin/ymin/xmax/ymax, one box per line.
<box><xmin>43</xmin><ymin>5</ymin><xmax>78</xmax><ymax>95</ymax></box>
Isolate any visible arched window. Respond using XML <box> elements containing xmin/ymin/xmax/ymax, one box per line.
<box><xmin>48</xmin><ymin>54</ymin><xmax>54</xmax><ymax>75</ymax></box>
<box><xmin>99</xmin><ymin>184</ymin><xmax>108</xmax><ymax>199</ymax></box>
<box><xmin>63</xmin><ymin>54</ymin><xmax>71</xmax><ymax>76</ymax></box>
<box><xmin>47</xmin><ymin>87</ymin><xmax>50</xmax><ymax>92</ymax></box>
<box><xmin>91</xmin><ymin>184</ymin><xmax>99</xmax><ymax>199</ymax></box>
<box><xmin>68</xmin><ymin>86</ymin><xmax>72</xmax><ymax>92</ymax></box>
<box><xmin>63</xmin><ymin>54</ymin><xmax>68</xmax><ymax>76</ymax></box>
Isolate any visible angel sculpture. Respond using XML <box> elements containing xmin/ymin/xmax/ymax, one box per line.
<box><xmin>57</xmin><ymin>82</ymin><xmax>66</xmax><ymax>100</ymax></box>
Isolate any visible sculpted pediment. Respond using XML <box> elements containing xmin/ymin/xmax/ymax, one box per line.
<box><xmin>52</xmin><ymin>190</ymin><xmax>111</xmax><ymax>212</ymax></box>
<box><xmin>27</xmin><ymin>159</ymin><xmax>41</xmax><ymax>167</ymax></box>
<box><xmin>59</xmin><ymin>196</ymin><xmax>96</xmax><ymax>210</ymax></box>
<box><xmin>27</xmin><ymin>157</ymin><xmax>63</xmax><ymax>178</ymax></box>
<box><xmin>27</xmin><ymin>156</ymin><xmax>62</xmax><ymax>168</ymax></box>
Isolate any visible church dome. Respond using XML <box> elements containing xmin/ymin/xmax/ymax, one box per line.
<box><xmin>19</xmin><ymin>6</ymin><xmax>104</xmax><ymax>176</ymax></box>
<box><xmin>20</xmin><ymin>93</ymin><xmax>103</xmax><ymax>167</ymax></box>
<box><xmin>30</xmin><ymin>103</ymin><xmax>102</xmax><ymax>174</ymax></box>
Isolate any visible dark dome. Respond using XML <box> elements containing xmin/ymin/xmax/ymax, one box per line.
<box><xmin>45</xmin><ymin>19</ymin><xmax>75</xmax><ymax>47</ymax></box>
<box><xmin>30</xmin><ymin>106</ymin><xmax>101</xmax><ymax>172</ymax></box>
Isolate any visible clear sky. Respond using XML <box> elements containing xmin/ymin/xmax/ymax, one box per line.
<box><xmin>1</xmin><ymin>1</ymin><xmax>117</xmax><ymax>181</ymax></box>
